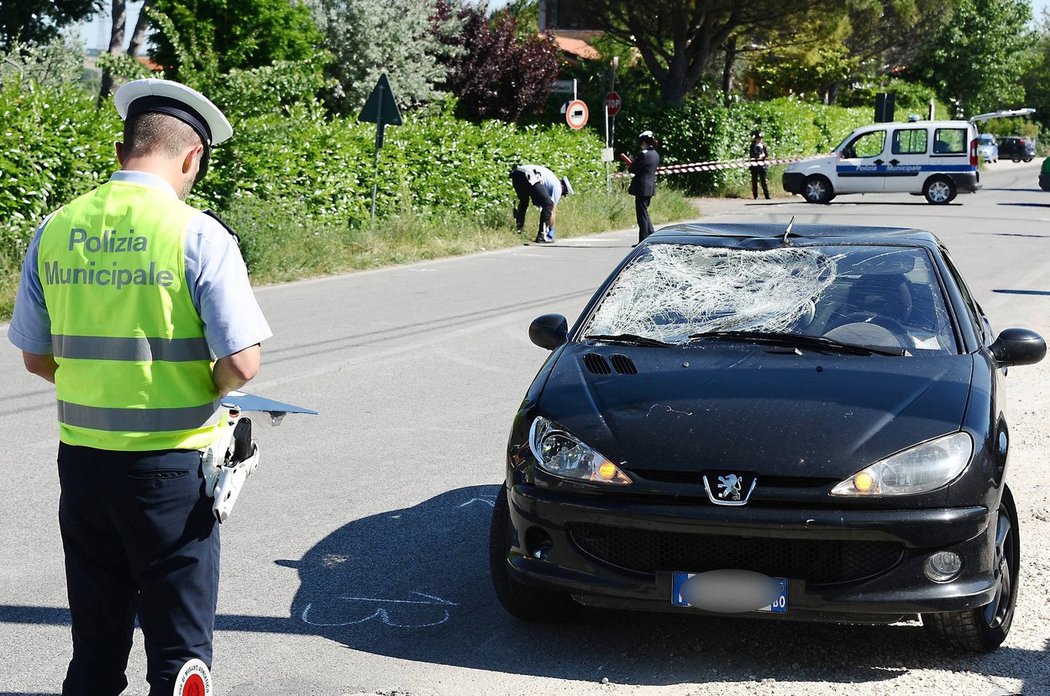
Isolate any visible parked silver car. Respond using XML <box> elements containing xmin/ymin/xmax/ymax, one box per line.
<box><xmin>977</xmin><ymin>134</ymin><xmax>998</xmax><ymax>163</ymax></box>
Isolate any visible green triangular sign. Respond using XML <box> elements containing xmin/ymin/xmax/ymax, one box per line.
<box><xmin>358</xmin><ymin>73</ymin><xmax>403</xmax><ymax>126</ymax></box>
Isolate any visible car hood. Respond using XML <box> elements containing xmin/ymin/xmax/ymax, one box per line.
<box><xmin>536</xmin><ymin>346</ymin><xmax>974</xmax><ymax>479</ymax></box>
<box><xmin>786</xmin><ymin>154</ymin><xmax>839</xmax><ymax>172</ymax></box>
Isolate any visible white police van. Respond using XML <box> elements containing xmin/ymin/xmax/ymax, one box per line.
<box><xmin>782</xmin><ymin>109</ymin><xmax>1034</xmax><ymax>205</ymax></box>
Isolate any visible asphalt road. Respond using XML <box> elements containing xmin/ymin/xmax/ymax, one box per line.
<box><xmin>2</xmin><ymin>160</ymin><xmax>1050</xmax><ymax>696</ymax></box>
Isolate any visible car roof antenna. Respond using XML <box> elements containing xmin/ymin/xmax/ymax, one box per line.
<box><xmin>783</xmin><ymin>216</ymin><xmax>796</xmax><ymax>245</ymax></box>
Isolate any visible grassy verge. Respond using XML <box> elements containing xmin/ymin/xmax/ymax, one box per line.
<box><xmin>0</xmin><ymin>188</ymin><xmax>698</xmax><ymax>321</ymax></box>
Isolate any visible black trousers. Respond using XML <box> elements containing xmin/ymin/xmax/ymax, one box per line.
<box><xmin>58</xmin><ymin>443</ymin><xmax>220</xmax><ymax>696</ymax></box>
<box><xmin>511</xmin><ymin>170</ymin><xmax>554</xmax><ymax>236</ymax></box>
<box><xmin>750</xmin><ymin>166</ymin><xmax>769</xmax><ymax>199</ymax></box>
<box><xmin>635</xmin><ymin>195</ymin><xmax>655</xmax><ymax>243</ymax></box>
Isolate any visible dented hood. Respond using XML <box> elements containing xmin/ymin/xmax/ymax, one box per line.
<box><xmin>537</xmin><ymin>345</ymin><xmax>974</xmax><ymax>479</ymax></box>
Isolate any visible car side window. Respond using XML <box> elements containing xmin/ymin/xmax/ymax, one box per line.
<box><xmin>940</xmin><ymin>248</ymin><xmax>986</xmax><ymax>344</ymax></box>
<box><xmin>844</xmin><ymin>131</ymin><xmax>886</xmax><ymax>159</ymax></box>
<box><xmin>892</xmin><ymin>129</ymin><xmax>928</xmax><ymax>155</ymax></box>
<box><xmin>933</xmin><ymin>128</ymin><xmax>967</xmax><ymax>154</ymax></box>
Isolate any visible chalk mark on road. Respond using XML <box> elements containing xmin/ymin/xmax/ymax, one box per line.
<box><xmin>301</xmin><ymin>592</ymin><xmax>458</xmax><ymax>628</ymax></box>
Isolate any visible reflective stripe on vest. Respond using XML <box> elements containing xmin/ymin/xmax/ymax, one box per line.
<box><xmin>57</xmin><ymin>399</ymin><xmax>223</xmax><ymax>432</ymax></box>
<box><xmin>52</xmin><ymin>334</ymin><xmax>212</xmax><ymax>362</ymax></box>
<box><xmin>38</xmin><ymin>179</ymin><xmax>221</xmax><ymax>451</ymax></box>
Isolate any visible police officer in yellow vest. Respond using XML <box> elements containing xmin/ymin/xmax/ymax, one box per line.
<box><xmin>8</xmin><ymin>79</ymin><xmax>271</xmax><ymax>695</ymax></box>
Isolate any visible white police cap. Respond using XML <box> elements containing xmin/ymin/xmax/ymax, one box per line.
<box><xmin>639</xmin><ymin>130</ymin><xmax>654</xmax><ymax>139</ymax></box>
<box><xmin>114</xmin><ymin>78</ymin><xmax>232</xmax><ymax>146</ymax></box>
<box><xmin>561</xmin><ymin>176</ymin><xmax>574</xmax><ymax>195</ymax></box>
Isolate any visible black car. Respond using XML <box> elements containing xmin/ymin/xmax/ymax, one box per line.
<box><xmin>996</xmin><ymin>136</ymin><xmax>1036</xmax><ymax>162</ymax></box>
<box><xmin>490</xmin><ymin>222</ymin><xmax>1045</xmax><ymax>652</ymax></box>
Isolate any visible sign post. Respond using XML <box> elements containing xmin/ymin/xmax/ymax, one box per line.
<box><xmin>358</xmin><ymin>73</ymin><xmax>403</xmax><ymax>225</ymax></box>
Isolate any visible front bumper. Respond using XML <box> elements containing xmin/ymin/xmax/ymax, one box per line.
<box><xmin>782</xmin><ymin>172</ymin><xmax>805</xmax><ymax>194</ymax></box>
<box><xmin>505</xmin><ymin>484</ymin><xmax>997</xmax><ymax>622</ymax></box>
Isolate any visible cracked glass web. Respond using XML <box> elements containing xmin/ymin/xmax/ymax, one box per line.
<box><xmin>584</xmin><ymin>245</ymin><xmax>838</xmax><ymax>344</ymax></box>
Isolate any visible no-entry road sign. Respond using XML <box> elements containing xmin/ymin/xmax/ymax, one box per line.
<box><xmin>566</xmin><ymin>99</ymin><xmax>589</xmax><ymax>129</ymax></box>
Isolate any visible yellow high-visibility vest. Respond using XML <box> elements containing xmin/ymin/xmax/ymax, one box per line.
<box><xmin>38</xmin><ymin>178</ymin><xmax>222</xmax><ymax>451</ymax></box>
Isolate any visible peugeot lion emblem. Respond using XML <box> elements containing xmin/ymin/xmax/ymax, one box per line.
<box><xmin>703</xmin><ymin>472</ymin><xmax>757</xmax><ymax>506</ymax></box>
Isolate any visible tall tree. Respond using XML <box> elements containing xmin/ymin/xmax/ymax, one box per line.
<box><xmin>98</xmin><ymin>0</ymin><xmax>129</xmax><ymax>101</ymax></box>
<box><xmin>0</xmin><ymin>0</ymin><xmax>101</xmax><ymax>50</ymax></box>
<box><xmin>149</xmin><ymin>0</ymin><xmax>321</xmax><ymax>80</ymax></box>
<box><xmin>309</xmin><ymin>0</ymin><xmax>461</xmax><ymax>113</ymax></box>
<box><xmin>743</xmin><ymin>1</ymin><xmax>955</xmax><ymax>104</ymax></box>
<box><xmin>437</xmin><ymin>1</ymin><xmax>559</xmax><ymax>122</ymax></box>
<box><xmin>909</xmin><ymin>0</ymin><xmax>1031</xmax><ymax>116</ymax></box>
<box><xmin>585</xmin><ymin>0</ymin><xmax>840</xmax><ymax>104</ymax></box>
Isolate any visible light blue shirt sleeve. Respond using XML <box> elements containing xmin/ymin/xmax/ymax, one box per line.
<box><xmin>184</xmin><ymin>212</ymin><xmax>272</xmax><ymax>359</ymax></box>
<box><xmin>8</xmin><ymin>218</ymin><xmax>53</xmax><ymax>355</ymax></box>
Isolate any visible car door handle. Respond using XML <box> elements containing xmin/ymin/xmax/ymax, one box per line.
<box><xmin>889</xmin><ymin>159</ymin><xmax>900</xmax><ymax>166</ymax></box>
<box><xmin>874</xmin><ymin>159</ymin><xmax>884</xmax><ymax>165</ymax></box>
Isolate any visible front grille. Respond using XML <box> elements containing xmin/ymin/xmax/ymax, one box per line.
<box><xmin>630</xmin><ymin>470</ymin><xmax>838</xmax><ymax>488</ymax></box>
<box><xmin>569</xmin><ymin>523</ymin><xmax>903</xmax><ymax>584</ymax></box>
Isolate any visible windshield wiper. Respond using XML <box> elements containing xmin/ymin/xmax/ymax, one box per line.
<box><xmin>687</xmin><ymin>330</ymin><xmax>908</xmax><ymax>357</ymax></box>
<box><xmin>584</xmin><ymin>333</ymin><xmax>674</xmax><ymax>348</ymax></box>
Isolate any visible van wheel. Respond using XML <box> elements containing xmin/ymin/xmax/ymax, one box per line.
<box><xmin>801</xmin><ymin>175</ymin><xmax>834</xmax><ymax>204</ymax></box>
<box><xmin>922</xmin><ymin>486</ymin><xmax>1019</xmax><ymax>652</ymax></box>
<box><xmin>924</xmin><ymin>176</ymin><xmax>956</xmax><ymax>204</ymax></box>
<box><xmin>489</xmin><ymin>486</ymin><xmax>579</xmax><ymax>621</ymax></box>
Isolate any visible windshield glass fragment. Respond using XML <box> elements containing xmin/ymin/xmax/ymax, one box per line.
<box><xmin>581</xmin><ymin>244</ymin><xmax>958</xmax><ymax>355</ymax></box>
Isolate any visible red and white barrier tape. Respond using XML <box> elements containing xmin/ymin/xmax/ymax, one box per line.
<box><xmin>611</xmin><ymin>155</ymin><xmax>826</xmax><ymax>178</ymax></box>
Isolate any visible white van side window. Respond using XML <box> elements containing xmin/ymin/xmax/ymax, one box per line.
<box><xmin>893</xmin><ymin>129</ymin><xmax>928</xmax><ymax>155</ymax></box>
<box><xmin>843</xmin><ymin>131</ymin><xmax>886</xmax><ymax>158</ymax></box>
<box><xmin>933</xmin><ymin>128</ymin><xmax>967</xmax><ymax>154</ymax></box>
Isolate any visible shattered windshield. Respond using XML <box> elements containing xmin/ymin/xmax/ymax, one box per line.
<box><xmin>581</xmin><ymin>244</ymin><xmax>958</xmax><ymax>356</ymax></box>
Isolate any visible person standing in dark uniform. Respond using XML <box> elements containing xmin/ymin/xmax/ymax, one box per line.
<box><xmin>749</xmin><ymin>129</ymin><xmax>770</xmax><ymax>200</ymax></box>
<box><xmin>8</xmin><ymin>78</ymin><xmax>271</xmax><ymax>695</ymax></box>
<box><xmin>622</xmin><ymin>130</ymin><xmax>660</xmax><ymax>243</ymax></box>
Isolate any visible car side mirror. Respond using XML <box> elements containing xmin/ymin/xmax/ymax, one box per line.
<box><xmin>990</xmin><ymin>328</ymin><xmax>1046</xmax><ymax>367</ymax></box>
<box><xmin>529</xmin><ymin>314</ymin><xmax>568</xmax><ymax>350</ymax></box>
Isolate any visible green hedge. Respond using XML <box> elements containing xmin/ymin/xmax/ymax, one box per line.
<box><xmin>615</xmin><ymin>98</ymin><xmax>872</xmax><ymax>194</ymax></box>
<box><xmin>0</xmin><ymin>79</ymin><xmax>122</xmax><ymax>259</ymax></box>
<box><xmin>197</xmin><ymin>98</ymin><xmax>606</xmax><ymax>229</ymax></box>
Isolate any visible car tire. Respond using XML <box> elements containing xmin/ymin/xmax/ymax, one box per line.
<box><xmin>1024</xmin><ymin>156</ymin><xmax>1033</xmax><ymax>163</ymax></box>
<box><xmin>923</xmin><ymin>176</ymin><xmax>956</xmax><ymax>204</ymax></box>
<box><xmin>922</xmin><ymin>486</ymin><xmax>1019</xmax><ymax>652</ymax></box>
<box><xmin>1012</xmin><ymin>154</ymin><xmax>1022</xmax><ymax>163</ymax></box>
<box><xmin>489</xmin><ymin>485</ymin><xmax>580</xmax><ymax>620</ymax></box>
<box><xmin>801</xmin><ymin>175</ymin><xmax>834</xmax><ymax>204</ymax></box>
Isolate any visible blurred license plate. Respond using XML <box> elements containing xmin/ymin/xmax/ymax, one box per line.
<box><xmin>671</xmin><ymin>571</ymin><xmax>788</xmax><ymax>614</ymax></box>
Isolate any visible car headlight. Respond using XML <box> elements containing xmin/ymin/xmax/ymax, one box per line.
<box><xmin>528</xmin><ymin>416</ymin><xmax>631</xmax><ymax>485</ymax></box>
<box><xmin>831</xmin><ymin>432</ymin><xmax>973</xmax><ymax>497</ymax></box>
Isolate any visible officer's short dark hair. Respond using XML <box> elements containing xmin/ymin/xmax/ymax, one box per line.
<box><xmin>123</xmin><ymin>112</ymin><xmax>204</xmax><ymax>159</ymax></box>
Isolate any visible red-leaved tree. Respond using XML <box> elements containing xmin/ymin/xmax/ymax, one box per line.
<box><xmin>436</xmin><ymin>2</ymin><xmax>560</xmax><ymax>122</ymax></box>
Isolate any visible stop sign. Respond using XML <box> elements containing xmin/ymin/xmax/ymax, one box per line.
<box><xmin>605</xmin><ymin>91</ymin><xmax>622</xmax><ymax>117</ymax></box>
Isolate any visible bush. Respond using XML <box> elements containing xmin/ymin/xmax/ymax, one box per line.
<box><xmin>196</xmin><ymin>96</ymin><xmax>607</xmax><ymax>229</ymax></box>
<box><xmin>0</xmin><ymin>77</ymin><xmax>121</xmax><ymax>259</ymax></box>
<box><xmin>615</xmin><ymin>97</ymin><xmax>870</xmax><ymax>194</ymax></box>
